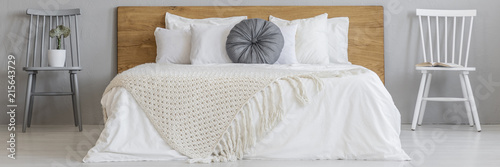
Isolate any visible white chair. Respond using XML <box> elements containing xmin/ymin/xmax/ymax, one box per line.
<box><xmin>411</xmin><ymin>9</ymin><xmax>481</xmax><ymax>132</ymax></box>
<box><xmin>23</xmin><ymin>9</ymin><xmax>82</xmax><ymax>132</ymax></box>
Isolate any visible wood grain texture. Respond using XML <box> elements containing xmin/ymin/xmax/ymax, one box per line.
<box><xmin>117</xmin><ymin>6</ymin><xmax>384</xmax><ymax>82</ymax></box>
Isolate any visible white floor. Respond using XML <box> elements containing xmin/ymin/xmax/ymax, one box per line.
<box><xmin>1</xmin><ymin>124</ymin><xmax>499</xmax><ymax>167</ymax></box>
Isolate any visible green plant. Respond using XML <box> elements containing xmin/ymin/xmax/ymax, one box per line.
<box><xmin>49</xmin><ymin>25</ymin><xmax>70</xmax><ymax>50</ymax></box>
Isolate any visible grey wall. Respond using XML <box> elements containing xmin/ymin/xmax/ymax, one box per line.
<box><xmin>1</xmin><ymin>0</ymin><xmax>499</xmax><ymax>125</ymax></box>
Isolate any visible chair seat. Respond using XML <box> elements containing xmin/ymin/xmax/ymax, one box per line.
<box><xmin>23</xmin><ymin>67</ymin><xmax>82</xmax><ymax>71</ymax></box>
<box><xmin>416</xmin><ymin>66</ymin><xmax>476</xmax><ymax>71</ymax></box>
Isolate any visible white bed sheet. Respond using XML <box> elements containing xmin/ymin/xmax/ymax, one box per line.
<box><xmin>84</xmin><ymin>64</ymin><xmax>410</xmax><ymax>162</ymax></box>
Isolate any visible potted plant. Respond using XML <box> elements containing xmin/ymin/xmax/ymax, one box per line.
<box><xmin>48</xmin><ymin>25</ymin><xmax>70</xmax><ymax>67</ymax></box>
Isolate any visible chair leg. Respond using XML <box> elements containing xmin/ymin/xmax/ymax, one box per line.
<box><xmin>70</xmin><ymin>73</ymin><xmax>78</xmax><ymax>127</ymax></box>
<box><xmin>412</xmin><ymin>71</ymin><xmax>428</xmax><ymax>131</ymax></box>
<box><xmin>23</xmin><ymin>73</ymin><xmax>34</xmax><ymax>133</ymax></box>
<box><xmin>459</xmin><ymin>73</ymin><xmax>474</xmax><ymax>127</ymax></box>
<box><xmin>27</xmin><ymin>73</ymin><xmax>37</xmax><ymax>128</ymax></box>
<box><xmin>463</xmin><ymin>72</ymin><xmax>481</xmax><ymax>132</ymax></box>
<box><xmin>70</xmin><ymin>72</ymin><xmax>82</xmax><ymax>132</ymax></box>
<box><xmin>418</xmin><ymin>73</ymin><xmax>432</xmax><ymax>126</ymax></box>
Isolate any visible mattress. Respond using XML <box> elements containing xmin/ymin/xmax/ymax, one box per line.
<box><xmin>84</xmin><ymin>64</ymin><xmax>410</xmax><ymax>162</ymax></box>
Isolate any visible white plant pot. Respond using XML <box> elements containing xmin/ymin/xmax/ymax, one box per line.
<box><xmin>47</xmin><ymin>50</ymin><xmax>66</xmax><ymax>67</ymax></box>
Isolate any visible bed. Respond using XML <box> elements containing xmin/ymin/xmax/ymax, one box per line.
<box><xmin>84</xmin><ymin>6</ymin><xmax>409</xmax><ymax>163</ymax></box>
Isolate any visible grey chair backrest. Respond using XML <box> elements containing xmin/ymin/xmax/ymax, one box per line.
<box><xmin>25</xmin><ymin>8</ymin><xmax>81</xmax><ymax>68</ymax></box>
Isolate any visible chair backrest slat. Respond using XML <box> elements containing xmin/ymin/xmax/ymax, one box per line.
<box><xmin>69</xmin><ymin>16</ymin><xmax>74</xmax><ymax>67</ymax></box>
<box><xmin>33</xmin><ymin>15</ymin><xmax>39</xmax><ymax>67</ymax></box>
<box><xmin>26</xmin><ymin>14</ymin><xmax>33</xmax><ymax>66</ymax></box>
<box><xmin>41</xmin><ymin>16</ymin><xmax>46</xmax><ymax>67</ymax></box>
<box><xmin>75</xmin><ymin>15</ymin><xmax>81</xmax><ymax>67</ymax></box>
<box><xmin>465</xmin><ymin>17</ymin><xmax>474</xmax><ymax>67</ymax></box>
<box><xmin>435</xmin><ymin>16</ymin><xmax>440</xmax><ymax>62</ymax></box>
<box><xmin>427</xmin><ymin>16</ymin><xmax>433</xmax><ymax>63</ymax></box>
<box><xmin>459</xmin><ymin>16</ymin><xmax>465</xmax><ymax>65</ymax></box>
<box><xmin>416</xmin><ymin>9</ymin><xmax>476</xmax><ymax>67</ymax></box>
<box><xmin>418</xmin><ymin>16</ymin><xmax>427</xmax><ymax>62</ymax></box>
<box><xmin>24</xmin><ymin>9</ymin><xmax>81</xmax><ymax>68</ymax></box>
<box><xmin>444</xmin><ymin>17</ymin><xmax>448</xmax><ymax>63</ymax></box>
<box><xmin>48</xmin><ymin>16</ymin><xmax>52</xmax><ymax>49</ymax></box>
<box><xmin>62</xmin><ymin>16</ymin><xmax>65</xmax><ymax>50</ymax></box>
<box><xmin>452</xmin><ymin>17</ymin><xmax>456</xmax><ymax>64</ymax></box>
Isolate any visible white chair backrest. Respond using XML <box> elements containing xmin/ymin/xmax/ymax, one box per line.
<box><xmin>417</xmin><ymin>9</ymin><xmax>476</xmax><ymax>67</ymax></box>
<box><xmin>25</xmin><ymin>8</ymin><xmax>81</xmax><ymax>68</ymax></box>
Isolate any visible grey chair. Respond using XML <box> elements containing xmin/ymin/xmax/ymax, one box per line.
<box><xmin>23</xmin><ymin>9</ymin><xmax>82</xmax><ymax>132</ymax></box>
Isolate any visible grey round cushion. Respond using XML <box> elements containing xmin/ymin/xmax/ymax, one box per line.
<box><xmin>226</xmin><ymin>18</ymin><xmax>284</xmax><ymax>64</ymax></box>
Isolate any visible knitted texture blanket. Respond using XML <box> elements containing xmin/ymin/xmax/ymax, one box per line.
<box><xmin>104</xmin><ymin>63</ymin><xmax>366</xmax><ymax>163</ymax></box>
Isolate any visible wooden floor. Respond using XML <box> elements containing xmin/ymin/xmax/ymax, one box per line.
<box><xmin>1</xmin><ymin>124</ymin><xmax>499</xmax><ymax>167</ymax></box>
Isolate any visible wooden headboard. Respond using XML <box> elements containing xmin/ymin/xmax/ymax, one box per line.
<box><xmin>117</xmin><ymin>6</ymin><xmax>384</xmax><ymax>82</ymax></box>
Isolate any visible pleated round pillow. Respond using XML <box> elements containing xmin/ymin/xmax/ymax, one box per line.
<box><xmin>226</xmin><ymin>18</ymin><xmax>284</xmax><ymax>64</ymax></box>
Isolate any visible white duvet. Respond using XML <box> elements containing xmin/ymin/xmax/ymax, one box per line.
<box><xmin>84</xmin><ymin>64</ymin><xmax>410</xmax><ymax>162</ymax></box>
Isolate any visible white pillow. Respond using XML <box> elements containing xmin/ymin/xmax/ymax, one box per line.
<box><xmin>154</xmin><ymin>27</ymin><xmax>191</xmax><ymax>64</ymax></box>
<box><xmin>274</xmin><ymin>24</ymin><xmax>298</xmax><ymax>64</ymax></box>
<box><xmin>327</xmin><ymin>17</ymin><xmax>350</xmax><ymax>64</ymax></box>
<box><xmin>190</xmin><ymin>24</ymin><xmax>233</xmax><ymax>64</ymax></box>
<box><xmin>162</xmin><ymin>13</ymin><xmax>246</xmax><ymax>64</ymax></box>
<box><xmin>270</xmin><ymin>14</ymin><xmax>329</xmax><ymax>64</ymax></box>
<box><xmin>165</xmin><ymin>12</ymin><xmax>247</xmax><ymax>30</ymax></box>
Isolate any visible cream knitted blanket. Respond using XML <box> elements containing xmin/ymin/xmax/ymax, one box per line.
<box><xmin>104</xmin><ymin>63</ymin><xmax>366</xmax><ymax>163</ymax></box>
